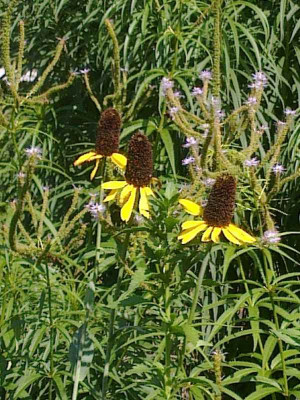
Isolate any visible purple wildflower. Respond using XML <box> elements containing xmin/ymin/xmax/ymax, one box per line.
<box><xmin>284</xmin><ymin>108</ymin><xmax>296</xmax><ymax>116</ymax></box>
<box><xmin>25</xmin><ymin>146</ymin><xmax>42</xmax><ymax>159</ymax></box>
<box><xmin>191</xmin><ymin>87</ymin><xmax>203</xmax><ymax>96</ymax></box>
<box><xmin>169</xmin><ymin>106</ymin><xmax>179</xmax><ymax>120</ymax></box>
<box><xmin>86</xmin><ymin>202</ymin><xmax>106</xmax><ymax>219</ymax></box>
<box><xmin>182</xmin><ymin>156</ymin><xmax>195</xmax><ymax>166</ymax></box>
<box><xmin>182</xmin><ymin>137</ymin><xmax>197</xmax><ymax>148</ymax></box>
<box><xmin>244</xmin><ymin>158</ymin><xmax>260</xmax><ymax>167</ymax></box>
<box><xmin>272</xmin><ymin>164</ymin><xmax>285</xmax><ymax>175</ymax></box>
<box><xmin>245</xmin><ymin>97</ymin><xmax>257</xmax><ymax>106</ymax></box>
<box><xmin>174</xmin><ymin>90</ymin><xmax>183</xmax><ymax>98</ymax></box>
<box><xmin>263</xmin><ymin>230</ymin><xmax>281</xmax><ymax>244</ymax></box>
<box><xmin>250</xmin><ymin>71</ymin><xmax>268</xmax><ymax>88</ymax></box>
<box><xmin>202</xmin><ymin>178</ymin><xmax>216</xmax><ymax>187</ymax></box>
<box><xmin>199</xmin><ymin>70</ymin><xmax>212</xmax><ymax>81</ymax></box>
<box><xmin>80</xmin><ymin>68</ymin><xmax>90</xmax><ymax>74</ymax></box>
<box><xmin>161</xmin><ymin>77</ymin><xmax>174</xmax><ymax>95</ymax></box>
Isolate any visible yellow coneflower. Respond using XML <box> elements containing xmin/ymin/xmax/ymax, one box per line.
<box><xmin>178</xmin><ymin>175</ymin><xmax>256</xmax><ymax>245</ymax></box>
<box><xmin>74</xmin><ymin>108</ymin><xmax>127</xmax><ymax>180</ymax></box>
<box><xmin>102</xmin><ymin>132</ymin><xmax>154</xmax><ymax>222</ymax></box>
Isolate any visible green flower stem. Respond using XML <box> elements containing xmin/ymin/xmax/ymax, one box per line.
<box><xmin>45</xmin><ymin>262</ymin><xmax>54</xmax><ymax>400</ymax></box>
<box><xmin>188</xmin><ymin>252</ymin><xmax>210</xmax><ymax>326</ymax></box>
<box><xmin>104</xmin><ymin>19</ymin><xmax>122</xmax><ymax>111</ymax></box>
<box><xmin>212</xmin><ymin>0</ymin><xmax>221</xmax><ymax>98</ymax></box>
<box><xmin>95</xmin><ymin>159</ymin><xmax>107</xmax><ymax>273</ymax></box>
<box><xmin>263</xmin><ymin>253</ymin><xmax>289</xmax><ymax>397</ymax></box>
<box><xmin>164</xmin><ymin>263</ymin><xmax>172</xmax><ymax>399</ymax></box>
<box><xmin>102</xmin><ymin>230</ymin><xmax>131</xmax><ymax>400</ymax></box>
<box><xmin>72</xmin><ymin>159</ymin><xmax>107</xmax><ymax>400</ymax></box>
<box><xmin>83</xmin><ymin>73</ymin><xmax>102</xmax><ymax>113</ymax></box>
<box><xmin>238</xmin><ymin>259</ymin><xmax>264</xmax><ymax>356</ymax></box>
<box><xmin>35</xmin><ymin>242</ymin><xmax>53</xmax><ymax>400</ymax></box>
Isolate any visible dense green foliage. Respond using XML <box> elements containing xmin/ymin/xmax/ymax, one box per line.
<box><xmin>0</xmin><ymin>0</ymin><xmax>299</xmax><ymax>399</ymax></box>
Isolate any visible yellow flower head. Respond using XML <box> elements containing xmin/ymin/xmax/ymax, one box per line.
<box><xmin>178</xmin><ymin>174</ymin><xmax>256</xmax><ymax>245</ymax></box>
<box><xmin>102</xmin><ymin>132</ymin><xmax>154</xmax><ymax>222</ymax></box>
<box><xmin>73</xmin><ymin>108</ymin><xmax>127</xmax><ymax>179</ymax></box>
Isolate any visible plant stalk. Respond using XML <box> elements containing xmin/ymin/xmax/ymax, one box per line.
<box><xmin>102</xmin><ymin>231</ymin><xmax>131</xmax><ymax>399</ymax></box>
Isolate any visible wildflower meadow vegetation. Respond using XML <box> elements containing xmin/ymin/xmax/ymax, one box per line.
<box><xmin>1</xmin><ymin>0</ymin><xmax>300</xmax><ymax>399</ymax></box>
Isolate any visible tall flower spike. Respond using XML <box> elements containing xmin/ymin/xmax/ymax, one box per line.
<box><xmin>178</xmin><ymin>174</ymin><xmax>256</xmax><ymax>245</ymax></box>
<box><xmin>125</xmin><ymin>132</ymin><xmax>153</xmax><ymax>187</ymax></box>
<box><xmin>96</xmin><ymin>108</ymin><xmax>121</xmax><ymax>156</ymax></box>
<box><xmin>73</xmin><ymin>108</ymin><xmax>127</xmax><ymax>179</ymax></box>
<box><xmin>203</xmin><ymin>174</ymin><xmax>236</xmax><ymax>227</ymax></box>
<box><xmin>102</xmin><ymin>132</ymin><xmax>154</xmax><ymax>222</ymax></box>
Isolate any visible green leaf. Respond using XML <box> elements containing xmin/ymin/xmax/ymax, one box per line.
<box><xmin>14</xmin><ymin>373</ymin><xmax>42</xmax><ymax>399</ymax></box>
<box><xmin>29</xmin><ymin>326</ymin><xmax>47</xmax><ymax>357</ymax></box>
<box><xmin>160</xmin><ymin>128</ymin><xmax>176</xmax><ymax>179</ymax></box>
<box><xmin>69</xmin><ymin>323</ymin><xmax>94</xmax><ymax>382</ymax></box>
<box><xmin>84</xmin><ymin>281</ymin><xmax>95</xmax><ymax>312</ymax></box>
<box><xmin>244</xmin><ymin>386</ymin><xmax>281</xmax><ymax>400</ymax></box>
<box><xmin>262</xmin><ymin>335</ymin><xmax>277</xmax><ymax>370</ymax></box>
<box><xmin>53</xmin><ymin>374</ymin><xmax>68</xmax><ymax>400</ymax></box>
<box><xmin>182</xmin><ymin>323</ymin><xmax>200</xmax><ymax>347</ymax></box>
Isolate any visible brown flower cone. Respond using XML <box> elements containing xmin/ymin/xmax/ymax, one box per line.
<box><xmin>125</xmin><ymin>132</ymin><xmax>153</xmax><ymax>187</ymax></box>
<box><xmin>203</xmin><ymin>174</ymin><xmax>236</xmax><ymax>227</ymax></box>
<box><xmin>95</xmin><ymin>108</ymin><xmax>121</xmax><ymax>156</ymax></box>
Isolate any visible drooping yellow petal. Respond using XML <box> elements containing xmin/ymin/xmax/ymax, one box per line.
<box><xmin>211</xmin><ymin>227</ymin><xmax>222</xmax><ymax>243</ymax></box>
<box><xmin>178</xmin><ymin>223</ymin><xmax>208</xmax><ymax>244</ymax></box>
<box><xmin>181</xmin><ymin>220</ymin><xmax>205</xmax><ymax>230</ymax></box>
<box><xmin>90</xmin><ymin>159</ymin><xmax>100</xmax><ymax>180</ymax></box>
<box><xmin>202</xmin><ymin>226</ymin><xmax>213</xmax><ymax>242</ymax></box>
<box><xmin>143</xmin><ymin>186</ymin><xmax>155</xmax><ymax>197</ymax></box>
<box><xmin>74</xmin><ymin>151</ymin><xmax>96</xmax><ymax>166</ymax></box>
<box><xmin>89</xmin><ymin>154</ymin><xmax>103</xmax><ymax>161</ymax></box>
<box><xmin>102</xmin><ymin>181</ymin><xmax>127</xmax><ymax>190</ymax></box>
<box><xmin>110</xmin><ymin>153</ymin><xmax>127</xmax><ymax>169</ymax></box>
<box><xmin>120</xmin><ymin>184</ymin><xmax>133</xmax><ymax>205</ymax></box>
<box><xmin>179</xmin><ymin>199</ymin><xmax>202</xmax><ymax>216</ymax></box>
<box><xmin>228</xmin><ymin>224</ymin><xmax>256</xmax><ymax>244</ymax></box>
<box><xmin>121</xmin><ymin>187</ymin><xmax>137</xmax><ymax>222</ymax></box>
<box><xmin>139</xmin><ymin>187</ymin><xmax>150</xmax><ymax>218</ymax></box>
<box><xmin>222</xmin><ymin>228</ymin><xmax>241</xmax><ymax>245</ymax></box>
<box><xmin>103</xmin><ymin>189</ymin><xmax>118</xmax><ymax>202</ymax></box>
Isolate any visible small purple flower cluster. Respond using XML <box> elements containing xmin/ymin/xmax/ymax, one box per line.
<box><xmin>161</xmin><ymin>77</ymin><xmax>174</xmax><ymax>96</ymax></box>
<box><xmin>86</xmin><ymin>199</ymin><xmax>106</xmax><ymax>219</ymax></box>
<box><xmin>182</xmin><ymin>137</ymin><xmax>197</xmax><ymax>148</ymax></box>
<box><xmin>249</xmin><ymin>71</ymin><xmax>268</xmax><ymax>89</ymax></box>
<box><xmin>244</xmin><ymin>158</ymin><xmax>260</xmax><ymax>167</ymax></box>
<box><xmin>263</xmin><ymin>230</ymin><xmax>281</xmax><ymax>244</ymax></box>
<box><xmin>25</xmin><ymin>146</ymin><xmax>42</xmax><ymax>159</ymax></box>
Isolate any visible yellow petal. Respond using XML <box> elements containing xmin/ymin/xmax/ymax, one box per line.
<box><xmin>143</xmin><ymin>186</ymin><xmax>155</xmax><ymax>196</ymax></box>
<box><xmin>121</xmin><ymin>187</ymin><xmax>136</xmax><ymax>222</ymax></box>
<box><xmin>222</xmin><ymin>227</ymin><xmax>242</xmax><ymax>245</ymax></box>
<box><xmin>201</xmin><ymin>226</ymin><xmax>213</xmax><ymax>242</ymax></box>
<box><xmin>179</xmin><ymin>199</ymin><xmax>202</xmax><ymax>216</ymax></box>
<box><xmin>120</xmin><ymin>184</ymin><xmax>132</xmax><ymax>205</ymax></box>
<box><xmin>179</xmin><ymin>223</ymin><xmax>208</xmax><ymax>244</ymax></box>
<box><xmin>110</xmin><ymin>153</ymin><xmax>127</xmax><ymax>169</ymax></box>
<box><xmin>74</xmin><ymin>151</ymin><xmax>96</xmax><ymax>166</ymax></box>
<box><xmin>211</xmin><ymin>227</ymin><xmax>221</xmax><ymax>243</ymax></box>
<box><xmin>181</xmin><ymin>220</ymin><xmax>205</xmax><ymax>230</ymax></box>
<box><xmin>103</xmin><ymin>189</ymin><xmax>118</xmax><ymax>202</ymax></box>
<box><xmin>102</xmin><ymin>181</ymin><xmax>127</xmax><ymax>189</ymax></box>
<box><xmin>228</xmin><ymin>224</ymin><xmax>256</xmax><ymax>243</ymax></box>
<box><xmin>139</xmin><ymin>187</ymin><xmax>150</xmax><ymax>218</ymax></box>
<box><xmin>89</xmin><ymin>154</ymin><xmax>103</xmax><ymax>161</ymax></box>
<box><xmin>90</xmin><ymin>159</ymin><xmax>100</xmax><ymax>180</ymax></box>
